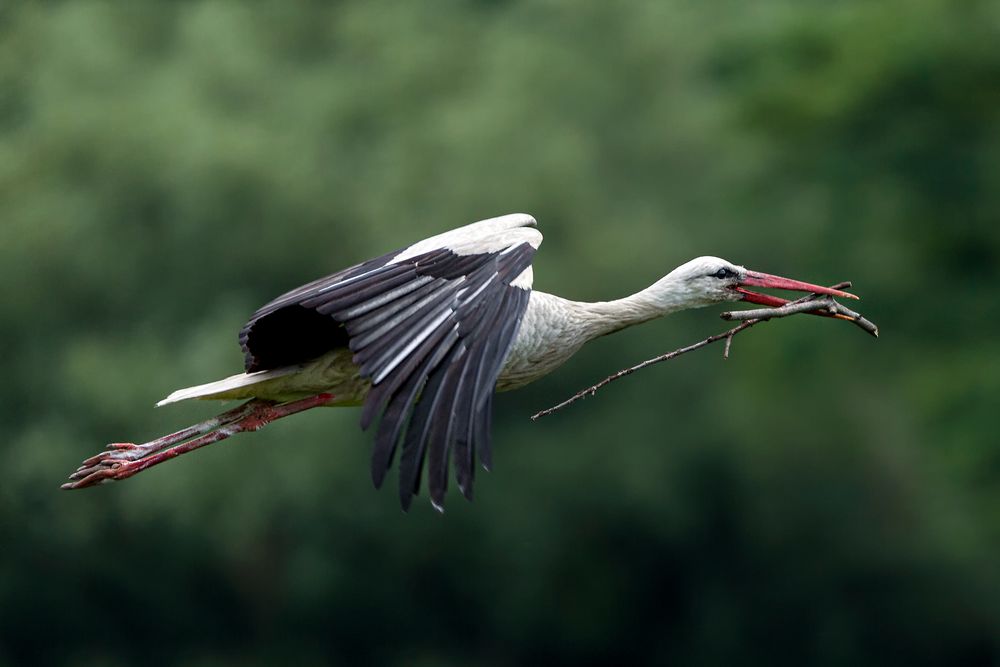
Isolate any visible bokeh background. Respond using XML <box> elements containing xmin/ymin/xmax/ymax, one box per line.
<box><xmin>2</xmin><ymin>1</ymin><xmax>999</xmax><ymax>665</ymax></box>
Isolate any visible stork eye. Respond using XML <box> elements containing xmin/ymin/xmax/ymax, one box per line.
<box><xmin>712</xmin><ymin>268</ymin><xmax>733</xmax><ymax>279</ymax></box>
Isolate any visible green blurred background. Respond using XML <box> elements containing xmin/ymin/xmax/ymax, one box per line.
<box><xmin>2</xmin><ymin>1</ymin><xmax>999</xmax><ymax>665</ymax></box>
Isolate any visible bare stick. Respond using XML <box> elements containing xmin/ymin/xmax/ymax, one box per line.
<box><xmin>530</xmin><ymin>282</ymin><xmax>872</xmax><ymax>421</ymax></box>
<box><xmin>530</xmin><ymin>319</ymin><xmax>761</xmax><ymax>420</ymax></box>
<box><xmin>719</xmin><ymin>281</ymin><xmax>877</xmax><ymax>338</ymax></box>
<box><xmin>721</xmin><ymin>298</ymin><xmax>834</xmax><ymax>320</ymax></box>
<box><xmin>824</xmin><ymin>302</ymin><xmax>879</xmax><ymax>338</ymax></box>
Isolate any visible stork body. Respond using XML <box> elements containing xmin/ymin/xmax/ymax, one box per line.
<box><xmin>65</xmin><ymin>214</ymin><xmax>856</xmax><ymax>509</ymax></box>
<box><xmin>163</xmin><ymin>291</ymin><xmax>657</xmax><ymax>405</ymax></box>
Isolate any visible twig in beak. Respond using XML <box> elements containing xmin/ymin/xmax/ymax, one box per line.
<box><xmin>530</xmin><ymin>281</ymin><xmax>877</xmax><ymax>421</ymax></box>
<box><xmin>721</xmin><ymin>282</ymin><xmax>878</xmax><ymax>338</ymax></box>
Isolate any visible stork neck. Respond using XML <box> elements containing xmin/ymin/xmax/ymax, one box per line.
<box><xmin>565</xmin><ymin>274</ymin><xmax>699</xmax><ymax>339</ymax></box>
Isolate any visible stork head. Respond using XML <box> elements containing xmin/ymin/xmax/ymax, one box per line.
<box><xmin>662</xmin><ymin>256</ymin><xmax>857</xmax><ymax>309</ymax></box>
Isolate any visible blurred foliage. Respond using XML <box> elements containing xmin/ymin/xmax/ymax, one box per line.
<box><xmin>2</xmin><ymin>0</ymin><xmax>999</xmax><ymax>665</ymax></box>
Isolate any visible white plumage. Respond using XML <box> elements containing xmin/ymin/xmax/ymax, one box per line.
<box><xmin>66</xmin><ymin>213</ymin><xmax>856</xmax><ymax>510</ymax></box>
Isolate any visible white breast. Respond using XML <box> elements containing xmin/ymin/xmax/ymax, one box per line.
<box><xmin>496</xmin><ymin>291</ymin><xmax>597</xmax><ymax>391</ymax></box>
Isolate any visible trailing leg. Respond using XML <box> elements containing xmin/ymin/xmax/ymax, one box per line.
<box><xmin>62</xmin><ymin>394</ymin><xmax>337</xmax><ymax>489</ymax></box>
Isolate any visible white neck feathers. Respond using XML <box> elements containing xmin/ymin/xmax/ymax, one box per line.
<box><xmin>555</xmin><ymin>273</ymin><xmax>712</xmax><ymax>339</ymax></box>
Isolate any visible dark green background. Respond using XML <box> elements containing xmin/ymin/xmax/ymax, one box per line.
<box><xmin>2</xmin><ymin>1</ymin><xmax>998</xmax><ymax>665</ymax></box>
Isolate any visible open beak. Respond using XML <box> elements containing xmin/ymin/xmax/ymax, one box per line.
<box><xmin>734</xmin><ymin>270</ymin><xmax>858</xmax><ymax>319</ymax></box>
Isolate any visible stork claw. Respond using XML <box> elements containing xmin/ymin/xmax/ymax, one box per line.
<box><xmin>66</xmin><ymin>438</ymin><xmax>176</xmax><ymax>489</ymax></box>
<box><xmin>79</xmin><ymin>443</ymin><xmax>148</xmax><ymax>468</ymax></box>
<box><xmin>65</xmin><ymin>438</ymin><xmax>179</xmax><ymax>488</ymax></box>
<box><xmin>62</xmin><ymin>459</ymin><xmax>132</xmax><ymax>489</ymax></box>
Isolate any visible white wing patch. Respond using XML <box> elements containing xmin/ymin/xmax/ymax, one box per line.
<box><xmin>392</xmin><ymin>213</ymin><xmax>541</xmax><ymax>263</ymax></box>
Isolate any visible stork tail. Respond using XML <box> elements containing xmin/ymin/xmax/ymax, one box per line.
<box><xmin>156</xmin><ymin>367</ymin><xmax>300</xmax><ymax>406</ymax></box>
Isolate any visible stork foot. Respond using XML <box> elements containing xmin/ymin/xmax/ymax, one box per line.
<box><xmin>62</xmin><ymin>394</ymin><xmax>338</xmax><ymax>490</ymax></box>
<box><xmin>67</xmin><ymin>442</ymin><xmax>165</xmax><ymax>488</ymax></box>
<box><xmin>62</xmin><ymin>457</ymin><xmax>139</xmax><ymax>489</ymax></box>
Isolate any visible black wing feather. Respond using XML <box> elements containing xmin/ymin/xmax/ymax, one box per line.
<box><xmin>369</xmin><ymin>326</ymin><xmax>460</xmax><ymax>486</ymax></box>
<box><xmin>239</xmin><ymin>240</ymin><xmax>536</xmax><ymax>509</ymax></box>
<box><xmin>397</xmin><ymin>346</ymin><xmax>456</xmax><ymax>510</ymax></box>
<box><xmin>240</xmin><ymin>247</ymin><xmax>402</xmax><ymax>371</ymax></box>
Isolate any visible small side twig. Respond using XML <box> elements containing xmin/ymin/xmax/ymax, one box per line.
<box><xmin>530</xmin><ymin>282</ymin><xmax>872</xmax><ymax>421</ymax></box>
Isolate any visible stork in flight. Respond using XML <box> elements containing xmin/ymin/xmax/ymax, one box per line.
<box><xmin>64</xmin><ymin>214</ymin><xmax>856</xmax><ymax>509</ymax></box>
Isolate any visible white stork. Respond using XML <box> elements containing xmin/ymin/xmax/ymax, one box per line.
<box><xmin>64</xmin><ymin>214</ymin><xmax>856</xmax><ymax>510</ymax></box>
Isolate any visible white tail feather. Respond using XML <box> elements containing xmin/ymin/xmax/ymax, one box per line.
<box><xmin>156</xmin><ymin>367</ymin><xmax>299</xmax><ymax>406</ymax></box>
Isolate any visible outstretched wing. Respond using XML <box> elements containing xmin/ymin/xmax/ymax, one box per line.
<box><xmin>239</xmin><ymin>214</ymin><xmax>541</xmax><ymax>510</ymax></box>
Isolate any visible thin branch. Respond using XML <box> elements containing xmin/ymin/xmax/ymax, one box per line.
<box><xmin>530</xmin><ymin>282</ymin><xmax>873</xmax><ymax>421</ymax></box>
<box><xmin>720</xmin><ymin>298</ymin><xmax>837</xmax><ymax>320</ymax></box>
<box><xmin>720</xmin><ymin>293</ymin><xmax>879</xmax><ymax>339</ymax></box>
<box><xmin>529</xmin><ymin>319</ymin><xmax>761</xmax><ymax>421</ymax></box>
<box><xmin>824</xmin><ymin>301</ymin><xmax>879</xmax><ymax>338</ymax></box>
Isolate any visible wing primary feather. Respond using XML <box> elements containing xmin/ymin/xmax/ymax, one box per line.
<box><xmin>473</xmin><ymin>288</ymin><xmax>523</xmax><ymax>470</ymax></box>
<box><xmin>475</xmin><ymin>393</ymin><xmax>495</xmax><ymax>472</ymax></box>
<box><xmin>431</xmin><ymin>279</ymin><xmax>506</xmax><ymax>499</ymax></box>
<box><xmin>359</xmin><ymin>317</ymin><xmax>455</xmax><ymax>430</ymax></box>
<box><xmin>466</xmin><ymin>287</ymin><xmax>531</xmax><ymax>470</ymax></box>
<box><xmin>448</xmin><ymin>287</ymin><xmax>505</xmax><ymax>470</ymax></box>
<box><xmin>370</xmin><ymin>375</ymin><xmax>421</xmax><ymax>489</ymax></box>
<box><xmin>466</xmin><ymin>287</ymin><xmax>528</xmax><ymax>468</ymax></box>
<box><xmin>453</xmin><ymin>438</ymin><xmax>474</xmax><ymax>500</ymax></box>
<box><xmin>475</xmin><ymin>288</ymin><xmax>529</xmax><ymax>412</ymax></box>
<box><xmin>397</xmin><ymin>346</ymin><xmax>454</xmax><ymax>510</ymax></box>
<box><xmin>443</xmin><ymin>361</ymin><xmax>471</xmax><ymax>496</ymax></box>
<box><xmin>451</xmin><ymin>341</ymin><xmax>485</xmax><ymax>492</ymax></box>
<box><xmin>426</xmin><ymin>346</ymin><xmax>469</xmax><ymax>509</ymax></box>
<box><xmin>451</xmin><ymin>342</ymin><xmax>487</xmax><ymax>488</ymax></box>
<box><xmin>370</xmin><ymin>327</ymin><xmax>460</xmax><ymax>488</ymax></box>
<box><xmin>392</xmin><ymin>257</ymin><xmax>511</xmax><ymax>507</ymax></box>
<box><xmin>464</xmin><ymin>335</ymin><xmax>497</xmax><ymax>465</ymax></box>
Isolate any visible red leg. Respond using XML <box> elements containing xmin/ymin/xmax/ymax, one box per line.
<box><xmin>63</xmin><ymin>394</ymin><xmax>337</xmax><ymax>489</ymax></box>
<box><xmin>77</xmin><ymin>399</ymin><xmax>265</xmax><ymax>468</ymax></box>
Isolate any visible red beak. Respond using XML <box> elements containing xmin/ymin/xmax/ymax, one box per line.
<box><xmin>735</xmin><ymin>270</ymin><xmax>858</xmax><ymax>310</ymax></box>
